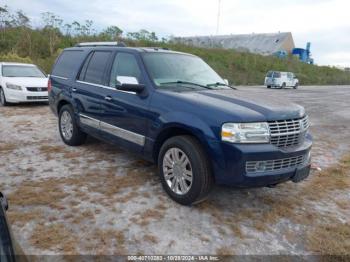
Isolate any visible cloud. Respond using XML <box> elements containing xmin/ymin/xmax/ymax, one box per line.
<box><xmin>2</xmin><ymin>0</ymin><xmax>349</xmax><ymax>66</ymax></box>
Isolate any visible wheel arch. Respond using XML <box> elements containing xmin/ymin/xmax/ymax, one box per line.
<box><xmin>57</xmin><ymin>99</ymin><xmax>71</xmax><ymax>114</ymax></box>
<box><xmin>152</xmin><ymin>124</ymin><xmax>213</xmax><ymax>166</ymax></box>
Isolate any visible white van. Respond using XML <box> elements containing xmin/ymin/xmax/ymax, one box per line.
<box><xmin>264</xmin><ymin>71</ymin><xmax>299</xmax><ymax>89</ymax></box>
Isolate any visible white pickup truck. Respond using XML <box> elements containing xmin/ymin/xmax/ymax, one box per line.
<box><xmin>264</xmin><ymin>71</ymin><xmax>299</xmax><ymax>89</ymax></box>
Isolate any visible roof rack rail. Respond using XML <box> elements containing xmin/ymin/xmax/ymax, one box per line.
<box><xmin>75</xmin><ymin>42</ymin><xmax>127</xmax><ymax>47</ymax></box>
<box><xmin>144</xmin><ymin>47</ymin><xmax>171</xmax><ymax>51</ymax></box>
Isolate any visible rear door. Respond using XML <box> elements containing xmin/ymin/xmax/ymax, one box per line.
<box><xmin>73</xmin><ymin>50</ymin><xmax>113</xmax><ymax>132</ymax></box>
<box><xmin>99</xmin><ymin>51</ymin><xmax>151</xmax><ymax>153</ymax></box>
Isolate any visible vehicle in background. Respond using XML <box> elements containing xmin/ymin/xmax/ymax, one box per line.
<box><xmin>49</xmin><ymin>43</ymin><xmax>312</xmax><ymax>205</ymax></box>
<box><xmin>265</xmin><ymin>71</ymin><xmax>299</xmax><ymax>89</ymax></box>
<box><xmin>0</xmin><ymin>192</ymin><xmax>16</xmax><ymax>262</ymax></box>
<box><xmin>0</xmin><ymin>62</ymin><xmax>48</xmax><ymax>106</ymax></box>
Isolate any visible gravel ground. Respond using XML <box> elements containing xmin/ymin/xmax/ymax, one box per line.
<box><xmin>0</xmin><ymin>85</ymin><xmax>349</xmax><ymax>256</ymax></box>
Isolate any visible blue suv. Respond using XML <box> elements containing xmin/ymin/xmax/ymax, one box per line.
<box><xmin>49</xmin><ymin>42</ymin><xmax>312</xmax><ymax>205</ymax></box>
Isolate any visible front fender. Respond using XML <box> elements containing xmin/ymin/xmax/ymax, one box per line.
<box><xmin>145</xmin><ymin>111</ymin><xmax>226</xmax><ymax>174</ymax></box>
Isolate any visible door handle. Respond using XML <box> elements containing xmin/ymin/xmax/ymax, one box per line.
<box><xmin>104</xmin><ymin>96</ymin><xmax>112</xmax><ymax>101</ymax></box>
<box><xmin>72</xmin><ymin>88</ymin><xmax>77</xmax><ymax>92</ymax></box>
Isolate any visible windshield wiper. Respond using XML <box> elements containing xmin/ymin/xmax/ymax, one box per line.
<box><xmin>207</xmin><ymin>82</ymin><xmax>237</xmax><ymax>90</ymax></box>
<box><xmin>159</xmin><ymin>81</ymin><xmax>214</xmax><ymax>90</ymax></box>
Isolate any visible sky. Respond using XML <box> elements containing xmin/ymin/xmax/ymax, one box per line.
<box><xmin>3</xmin><ymin>0</ymin><xmax>350</xmax><ymax>67</ymax></box>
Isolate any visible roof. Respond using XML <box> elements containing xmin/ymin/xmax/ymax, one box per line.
<box><xmin>173</xmin><ymin>32</ymin><xmax>295</xmax><ymax>55</ymax></box>
<box><xmin>65</xmin><ymin>46</ymin><xmax>192</xmax><ymax>56</ymax></box>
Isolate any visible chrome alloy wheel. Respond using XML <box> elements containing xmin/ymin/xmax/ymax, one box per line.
<box><xmin>162</xmin><ymin>148</ymin><xmax>193</xmax><ymax>195</ymax></box>
<box><xmin>60</xmin><ymin>111</ymin><xmax>73</xmax><ymax>140</ymax></box>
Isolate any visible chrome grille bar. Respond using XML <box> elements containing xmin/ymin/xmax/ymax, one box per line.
<box><xmin>268</xmin><ymin>116</ymin><xmax>309</xmax><ymax>148</ymax></box>
<box><xmin>246</xmin><ymin>155</ymin><xmax>305</xmax><ymax>174</ymax></box>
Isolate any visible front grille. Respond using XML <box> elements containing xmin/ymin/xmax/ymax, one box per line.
<box><xmin>246</xmin><ymin>155</ymin><xmax>305</xmax><ymax>174</ymax></box>
<box><xmin>27</xmin><ymin>96</ymin><xmax>48</xmax><ymax>100</ymax></box>
<box><xmin>26</xmin><ymin>87</ymin><xmax>48</xmax><ymax>92</ymax></box>
<box><xmin>268</xmin><ymin>116</ymin><xmax>309</xmax><ymax>148</ymax></box>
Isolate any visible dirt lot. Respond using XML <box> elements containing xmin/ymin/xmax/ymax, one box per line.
<box><xmin>0</xmin><ymin>85</ymin><xmax>349</xmax><ymax>256</ymax></box>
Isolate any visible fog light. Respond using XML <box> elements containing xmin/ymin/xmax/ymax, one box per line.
<box><xmin>255</xmin><ymin>161</ymin><xmax>267</xmax><ymax>172</ymax></box>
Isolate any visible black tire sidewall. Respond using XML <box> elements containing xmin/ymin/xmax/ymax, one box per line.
<box><xmin>0</xmin><ymin>88</ymin><xmax>8</xmax><ymax>106</ymax></box>
<box><xmin>158</xmin><ymin>136</ymin><xmax>209</xmax><ymax>205</ymax></box>
<box><xmin>58</xmin><ymin>105</ymin><xmax>84</xmax><ymax>146</ymax></box>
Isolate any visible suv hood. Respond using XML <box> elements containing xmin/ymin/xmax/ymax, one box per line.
<box><xmin>168</xmin><ymin>89</ymin><xmax>305</xmax><ymax>122</ymax></box>
<box><xmin>3</xmin><ymin>77</ymin><xmax>48</xmax><ymax>87</ymax></box>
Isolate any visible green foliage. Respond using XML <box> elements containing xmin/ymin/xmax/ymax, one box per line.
<box><xmin>0</xmin><ymin>53</ymin><xmax>32</xmax><ymax>63</ymax></box>
<box><xmin>0</xmin><ymin>5</ymin><xmax>349</xmax><ymax>85</ymax></box>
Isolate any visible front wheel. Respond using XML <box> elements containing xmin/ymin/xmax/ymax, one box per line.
<box><xmin>281</xmin><ymin>83</ymin><xmax>286</xmax><ymax>89</ymax></box>
<box><xmin>0</xmin><ymin>88</ymin><xmax>9</xmax><ymax>106</ymax></box>
<box><xmin>293</xmin><ymin>83</ymin><xmax>299</xmax><ymax>89</ymax></box>
<box><xmin>158</xmin><ymin>135</ymin><xmax>213</xmax><ymax>205</ymax></box>
<box><xmin>59</xmin><ymin>104</ymin><xmax>87</xmax><ymax>146</ymax></box>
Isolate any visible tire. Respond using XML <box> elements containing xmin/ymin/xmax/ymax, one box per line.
<box><xmin>293</xmin><ymin>83</ymin><xmax>299</xmax><ymax>89</ymax></box>
<box><xmin>158</xmin><ymin>135</ymin><xmax>213</xmax><ymax>205</ymax></box>
<box><xmin>267</xmin><ymin>86</ymin><xmax>271</xmax><ymax>89</ymax></box>
<box><xmin>0</xmin><ymin>88</ymin><xmax>9</xmax><ymax>106</ymax></box>
<box><xmin>281</xmin><ymin>83</ymin><xmax>286</xmax><ymax>89</ymax></box>
<box><xmin>58</xmin><ymin>104</ymin><xmax>87</xmax><ymax>146</ymax></box>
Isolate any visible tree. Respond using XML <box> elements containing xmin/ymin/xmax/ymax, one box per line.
<box><xmin>41</xmin><ymin>12</ymin><xmax>63</xmax><ymax>56</ymax></box>
<box><xmin>63</xmin><ymin>23</ymin><xmax>72</xmax><ymax>36</ymax></box>
<box><xmin>100</xmin><ymin>25</ymin><xmax>123</xmax><ymax>41</ymax></box>
<box><xmin>15</xmin><ymin>10</ymin><xmax>30</xmax><ymax>27</ymax></box>
<box><xmin>126</xmin><ymin>29</ymin><xmax>158</xmax><ymax>42</ymax></box>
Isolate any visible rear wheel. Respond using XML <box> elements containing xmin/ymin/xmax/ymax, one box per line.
<box><xmin>158</xmin><ymin>135</ymin><xmax>213</xmax><ymax>205</ymax></box>
<box><xmin>281</xmin><ymin>83</ymin><xmax>286</xmax><ymax>89</ymax></box>
<box><xmin>0</xmin><ymin>88</ymin><xmax>9</xmax><ymax>106</ymax></box>
<box><xmin>59</xmin><ymin>104</ymin><xmax>87</xmax><ymax>146</ymax></box>
<box><xmin>267</xmin><ymin>85</ymin><xmax>271</xmax><ymax>89</ymax></box>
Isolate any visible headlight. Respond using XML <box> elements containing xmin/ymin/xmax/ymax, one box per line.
<box><xmin>6</xmin><ymin>83</ymin><xmax>22</xmax><ymax>90</ymax></box>
<box><xmin>221</xmin><ymin>122</ymin><xmax>270</xmax><ymax>143</ymax></box>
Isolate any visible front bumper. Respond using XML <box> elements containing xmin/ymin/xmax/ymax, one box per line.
<box><xmin>210</xmin><ymin>134</ymin><xmax>312</xmax><ymax>187</ymax></box>
<box><xmin>4</xmin><ymin>88</ymin><xmax>48</xmax><ymax>103</ymax></box>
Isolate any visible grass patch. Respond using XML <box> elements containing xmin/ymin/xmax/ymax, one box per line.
<box><xmin>0</xmin><ymin>143</ymin><xmax>17</xmax><ymax>152</ymax></box>
<box><xmin>7</xmin><ymin>210</ymin><xmax>44</xmax><ymax>227</ymax></box>
<box><xmin>198</xmin><ymin>154</ymin><xmax>350</xmax><ymax>251</ymax></box>
<box><xmin>7</xmin><ymin>180</ymin><xmax>67</xmax><ymax>207</ymax></box>
<box><xmin>30</xmin><ymin>223</ymin><xmax>77</xmax><ymax>254</ymax></box>
<box><xmin>306</xmin><ymin>222</ymin><xmax>350</xmax><ymax>255</ymax></box>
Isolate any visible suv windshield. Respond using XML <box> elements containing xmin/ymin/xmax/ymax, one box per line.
<box><xmin>2</xmin><ymin>65</ymin><xmax>46</xmax><ymax>78</ymax></box>
<box><xmin>142</xmin><ymin>53</ymin><xmax>227</xmax><ymax>90</ymax></box>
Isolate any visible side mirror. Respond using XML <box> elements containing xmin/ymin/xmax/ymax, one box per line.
<box><xmin>224</xmin><ymin>79</ymin><xmax>229</xmax><ymax>85</ymax></box>
<box><xmin>0</xmin><ymin>192</ymin><xmax>9</xmax><ymax>211</ymax></box>
<box><xmin>117</xmin><ymin>83</ymin><xmax>145</xmax><ymax>93</ymax></box>
<box><xmin>115</xmin><ymin>76</ymin><xmax>145</xmax><ymax>94</ymax></box>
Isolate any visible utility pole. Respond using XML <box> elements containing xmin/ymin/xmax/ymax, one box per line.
<box><xmin>216</xmin><ymin>0</ymin><xmax>221</xmax><ymax>35</ymax></box>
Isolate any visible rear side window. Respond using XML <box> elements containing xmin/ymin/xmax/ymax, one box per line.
<box><xmin>52</xmin><ymin>50</ymin><xmax>84</xmax><ymax>78</ymax></box>
<box><xmin>273</xmin><ymin>72</ymin><xmax>281</xmax><ymax>78</ymax></box>
<box><xmin>80</xmin><ymin>51</ymin><xmax>112</xmax><ymax>85</ymax></box>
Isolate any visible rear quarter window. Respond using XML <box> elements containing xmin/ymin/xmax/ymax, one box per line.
<box><xmin>52</xmin><ymin>50</ymin><xmax>84</xmax><ymax>78</ymax></box>
<box><xmin>80</xmin><ymin>51</ymin><xmax>112</xmax><ymax>85</ymax></box>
